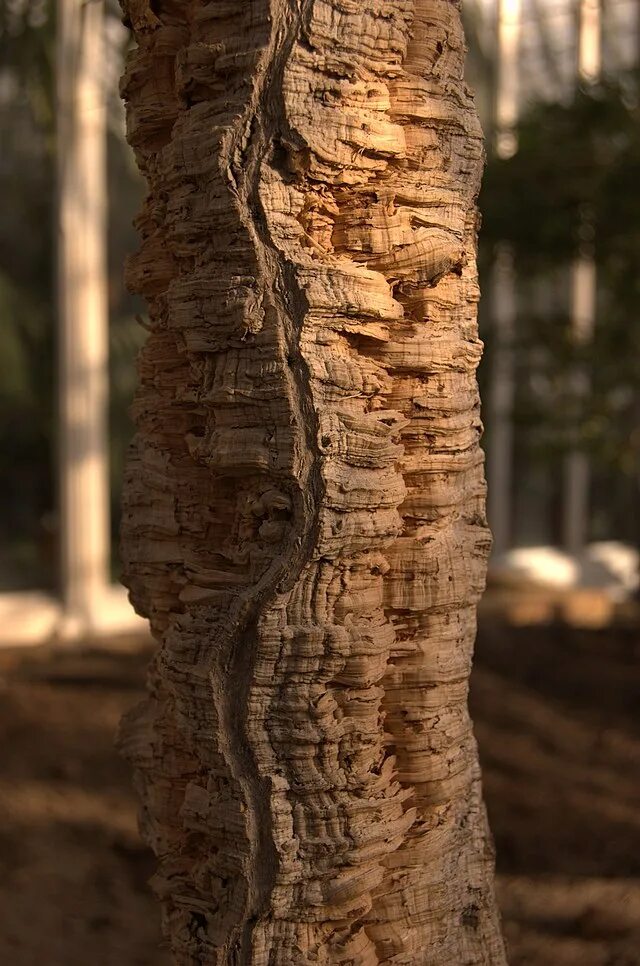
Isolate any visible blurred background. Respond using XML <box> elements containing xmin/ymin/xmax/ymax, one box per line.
<box><xmin>0</xmin><ymin>1</ymin><xmax>638</xmax><ymax>964</ymax></box>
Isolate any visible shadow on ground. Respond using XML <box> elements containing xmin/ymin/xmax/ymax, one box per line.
<box><xmin>0</xmin><ymin>622</ymin><xmax>638</xmax><ymax>964</ymax></box>
<box><xmin>472</xmin><ymin>622</ymin><xmax>640</xmax><ymax>965</ymax></box>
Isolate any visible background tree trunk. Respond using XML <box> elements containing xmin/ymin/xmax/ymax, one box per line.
<box><xmin>119</xmin><ymin>0</ymin><xmax>506</xmax><ymax>962</ymax></box>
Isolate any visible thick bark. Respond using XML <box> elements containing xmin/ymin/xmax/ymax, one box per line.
<box><xmin>119</xmin><ymin>0</ymin><xmax>506</xmax><ymax>962</ymax></box>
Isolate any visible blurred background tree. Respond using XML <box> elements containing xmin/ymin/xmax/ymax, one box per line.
<box><xmin>0</xmin><ymin>0</ymin><xmax>639</xmax><ymax>589</ymax></box>
<box><xmin>0</xmin><ymin>0</ymin><xmax>144</xmax><ymax>589</ymax></box>
<box><xmin>480</xmin><ymin>73</ymin><xmax>640</xmax><ymax>545</ymax></box>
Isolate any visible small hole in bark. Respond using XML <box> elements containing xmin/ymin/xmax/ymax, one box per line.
<box><xmin>321</xmin><ymin>434</ymin><xmax>331</xmax><ymax>447</ymax></box>
<box><xmin>461</xmin><ymin>903</ymin><xmax>480</xmax><ymax>929</ymax></box>
<box><xmin>436</xmin><ymin>41</ymin><xmax>444</xmax><ymax>54</ymax></box>
<box><xmin>322</xmin><ymin>91</ymin><xmax>339</xmax><ymax>106</ymax></box>
<box><xmin>190</xmin><ymin>912</ymin><xmax>207</xmax><ymax>935</ymax></box>
<box><xmin>271</xmin><ymin>138</ymin><xmax>289</xmax><ymax>173</ymax></box>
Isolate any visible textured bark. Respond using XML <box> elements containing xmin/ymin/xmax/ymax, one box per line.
<box><xmin>119</xmin><ymin>1</ymin><xmax>506</xmax><ymax>963</ymax></box>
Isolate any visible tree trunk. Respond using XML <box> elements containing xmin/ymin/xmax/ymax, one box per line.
<box><xmin>57</xmin><ymin>0</ymin><xmax>109</xmax><ymax>634</ymax></box>
<box><xmin>119</xmin><ymin>1</ymin><xmax>506</xmax><ymax>962</ymax></box>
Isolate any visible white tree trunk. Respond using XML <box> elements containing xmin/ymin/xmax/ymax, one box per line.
<box><xmin>564</xmin><ymin>0</ymin><xmax>601</xmax><ymax>553</ymax></box>
<box><xmin>57</xmin><ymin>0</ymin><xmax>109</xmax><ymax>632</ymax></box>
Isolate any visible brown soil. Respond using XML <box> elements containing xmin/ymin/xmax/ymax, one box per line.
<box><xmin>0</xmin><ymin>621</ymin><xmax>638</xmax><ymax>965</ymax></box>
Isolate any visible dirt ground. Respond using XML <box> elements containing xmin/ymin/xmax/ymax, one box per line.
<box><xmin>0</xmin><ymin>620</ymin><xmax>638</xmax><ymax>965</ymax></box>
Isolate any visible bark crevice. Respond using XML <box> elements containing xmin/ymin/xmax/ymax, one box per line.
<box><xmin>212</xmin><ymin>2</ymin><xmax>327</xmax><ymax>957</ymax></box>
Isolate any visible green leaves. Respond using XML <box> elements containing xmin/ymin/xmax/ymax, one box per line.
<box><xmin>482</xmin><ymin>74</ymin><xmax>640</xmax><ymax>269</ymax></box>
<box><xmin>479</xmin><ymin>73</ymin><xmax>640</xmax><ymax>480</ymax></box>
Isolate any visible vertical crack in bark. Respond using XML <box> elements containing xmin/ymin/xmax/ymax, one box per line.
<box><xmin>212</xmin><ymin>1</ymin><xmax>324</xmax><ymax>958</ymax></box>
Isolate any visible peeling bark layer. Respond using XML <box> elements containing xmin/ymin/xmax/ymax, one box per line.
<box><xmin>119</xmin><ymin>0</ymin><xmax>506</xmax><ymax>962</ymax></box>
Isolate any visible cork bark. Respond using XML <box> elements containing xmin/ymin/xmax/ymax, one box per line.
<box><xmin>119</xmin><ymin>0</ymin><xmax>506</xmax><ymax>963</ymax></box>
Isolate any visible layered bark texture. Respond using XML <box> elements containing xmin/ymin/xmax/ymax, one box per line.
<box><xmin>119</xmin><ymin>0</ymin><xmax>505</xmax><ymax>962</ymax></box>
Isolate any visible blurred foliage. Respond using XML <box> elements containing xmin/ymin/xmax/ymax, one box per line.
<box><xmin>1</xmin><ymin>1</ymin><xmax>639</xmax><ymax>583</ymax></box>
<box><xmin>482</xmin><ymin>76</ymin><xmax>640</xmax><ymax>267</ymax></box>
<box><xmin>0</xmin><ymin>0</ymin><xmax>56</xmax><ymax>587</ymax></box>
<box><xmin>0</xmin><ymin>0</ymin><xmax>144</xmax><ymax>589</ymax></box>
<box><xmin>480</xmin><ymin>74</ymin><xmax>640</xmax><ymax>491</ymax></box>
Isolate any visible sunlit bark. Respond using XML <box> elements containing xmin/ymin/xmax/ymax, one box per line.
<box><xmin>119</xmin><ymin>1</ymin><xmax>505</xmax><ymax>962</ymax></box>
